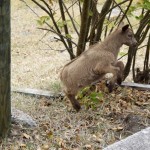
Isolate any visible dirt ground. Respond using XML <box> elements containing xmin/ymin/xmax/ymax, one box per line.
<box><xmin>11</xmin><ymin>0</ymin><xmax>70</xmax><ymax>90</ymax></box>
<box><xmin>1</xmin><ymin>0</ymin><xmax>149</xmax><ymax>149</ymax></box>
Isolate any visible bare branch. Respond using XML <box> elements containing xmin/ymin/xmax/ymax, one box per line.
<box><xmin>38</xmin><ymin>27</ymin><xmax>78</xmax><ymax>47</ymax></box>
<box><xmin>90</xmin><ymin>0</ymin><xmax>129</xmax><ymax>42</ymax></box>
<box><xmin>144</xmin><ymin>34</ymin><xmax>150</xmax><ymax>71</ymax></box>
<box><xmin>58</xmin><ymin>0</ymin><xmax>73</xmax><ymax>56</ymax></box>
<box><xmin>139</xmin><ymin>25</ymin><xmax>150</xmax><ymax>45</ymax></box>
<box><xmin>113</xmin><ymin>0</ymin><xmax>133</xmax><ymax>30</ymax></box>
<box><xmin>118</xmin><ymin>0</ymin><xmax>133</xmax><ymax>26</ymax></box>
<box><xmin>118</xmin><ymin>53</ymin><xmax>128</xmax><ymax>60</ymax></box>
<box><xmin>94</xmin><ymin>0</ymin><xmax>113</xmax><ymax>42</ymax></box>
<box><xmin>31</xmin><ymin>0</ymin><xmax>76</xmax><ymax>59</ymax></box>
<box><xmin>62</xmin><ymin>2</ymin><xmax>79</xmax><ymax>36</ymax></box>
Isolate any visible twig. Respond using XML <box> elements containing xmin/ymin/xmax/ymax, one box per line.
<box><xmin>31</xmin><ymin>0</ymin><xmax>76</xmax><ymax>59</ymax></box>
<box><xmin>144</xmin><ymin>34</ymin><xmax>150</xmax><ymax>71</ymax></box>
<box><xmin>20</xmin><ymin>0</ymin><xmax>39</xmax><ymax>17</ymax></box>
<box><xmin>104</xmin><ymin>2</ymin><xmax>114</xmax><ymax>38</ymax></box>
<box><xmin>139</xmin><ymin>25</ymin><xmax>150</xmax><ymax>45</ymax></box>
<box><xmin>39</xmin><ymin>39</ymin><xmax>66</xmax><ymax>52</ymax></box>
<box><xmin>62</xmin><ymin>1</ymin><xmax>79</xmax><ymax>36</ymax></box>
<box><xmin>118</xmin><ymin>53</ymin><xmax>128</xmax><ymax>60</ymax></box>
<box><xmin>109</xmin><ymin>11</ymin><xmax>122</xmax><ymax>35</ymax></box>
<box><xmin>118</xmin><ymin>0</ymin><xmax>133</xmax><ymax>26</ymax></box>
<box><xmin>90</xmin><ymin>0</ymin><xmax>129</xmax><ymax>42</ymax></box>
<box><xmin>96</xmin><ymin>0</ymin><xmax>129</xmax><ymax>27</ymax></box>
<box><xmin>138</xmin><ymin>45</ymin><xmax>148</xmax><ymax>50</ymax></box>
<box><xmin>58</xmin><ymin>0</ymin><xmax>73</xmax><ymax>54</ymax></box>
<box><xmin>113</xmin><ymin>0</ymin><xmax>133</xmax><ymax>30</ymax></box>
<box><xmin>38</xmin><ymin>27</ymin><xmax>78</xmax><ymax>47</ymax></box>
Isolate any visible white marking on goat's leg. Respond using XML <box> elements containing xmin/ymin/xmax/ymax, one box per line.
<box><xmin>104</xmin><ymin>65</ymin><xmax>120</xmax><ymax>92</ymax></box>
<box><xmin>94</xmin><ymin>63</ymin><xmax>120</xmax><ymax>92</ymax></box>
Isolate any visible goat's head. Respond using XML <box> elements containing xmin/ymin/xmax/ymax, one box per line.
<box><xmin>121</xmin><ymin>24</ymin><xmax>137</xmax><ymax>47</ymax></box>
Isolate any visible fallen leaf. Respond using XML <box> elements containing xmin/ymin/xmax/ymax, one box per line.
<box><xmin>112</xmin><ymin>125</ymin><xmax>124</xmax><ymax>131</ymax></box>
<box><xmin>23</xmin><ymin>133</ymin><xmax>30</xmax><ymax>139</ymax></box>
<box><xmin>47</xmin><ymin>130</ymin><xmax>53</xmax><ymax>139</ymax></box>
<box><xmin>20</xmin><ymin>143</ymin><xmax>26</xmax><ymax>147</ymax></box>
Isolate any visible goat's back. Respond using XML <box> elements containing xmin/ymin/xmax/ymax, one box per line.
<box><xmin>60</xmin><ymin>46</ymin><xmax>115</xmax><ymax>94</ymax></box>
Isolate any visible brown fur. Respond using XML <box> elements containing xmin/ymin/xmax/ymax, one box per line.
<box><xmin>60</xmin><ymin>25</ymin><xmax>137</xmax><ymax>111</ymax></box>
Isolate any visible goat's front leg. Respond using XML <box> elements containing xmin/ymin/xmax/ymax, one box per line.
<box><xmin>107</xmin><ymin>61</ymin><xmax>124</xmax><ymax>92</ymax></box>
<box><xmin>94</xmin><ymin>63</ymin><xmax>120</xmax><ymax>92</ymax></box>
<box><xmin>106</xmin><ymin>65</ymin><xmax>120</xmax><ymax>92</ymax></box>
<box><xmin>115</xmin><ymin>61</ymin><xmax>124</xmax><ymax>85</ymax></box>
<box><xmin>66</xmin><ymin>93</ymin><xmax>81</xmax><ymax>112</ymax></box>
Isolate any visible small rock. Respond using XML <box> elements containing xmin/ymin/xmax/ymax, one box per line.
<box><xmin>11</xmin><ymin>107</ymin><xmax>37</xmax><ymax>127</ymax></box>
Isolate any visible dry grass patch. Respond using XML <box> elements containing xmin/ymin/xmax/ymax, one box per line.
<box><xmin>1</xmin><ymin>86</ymin><xmax>149</xmax><ymax>149</ymax></box>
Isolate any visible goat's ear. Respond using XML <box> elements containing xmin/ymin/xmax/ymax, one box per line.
<box><xmin>122</xmin><ymin>24</ymin><xmax>129</xmax><ymax>32</ymax></box>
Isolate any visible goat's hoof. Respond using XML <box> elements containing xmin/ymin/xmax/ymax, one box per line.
<box><xmin>73</xmin><ymin>103</ymin><xmax>81</xmax><ymax>112</ymax></box>
<box><xmin>117</xmin><ymin>77</ymin><xmax>122</xmax><ymax>85</ymax></box>
<box><xmin>107</xmin><ymin>83</ymin><xmax>114</xmax><ymax>93</ymax></box>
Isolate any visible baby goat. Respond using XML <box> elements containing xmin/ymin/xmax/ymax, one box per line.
<box><xmin>60</xmin><ymin>24</ymin><xmax>137</xmax><ymax>111</ymax></box>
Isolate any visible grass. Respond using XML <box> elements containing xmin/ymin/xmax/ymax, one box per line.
<box><xmin>50</xmin><ymin>81</ymin><xmax>62</xmax><ymax>93</ymax></box>
<box><xmin>9</xmin><ymin>86</ymin><xmax>150</xmax><ymax>149</ymax></box>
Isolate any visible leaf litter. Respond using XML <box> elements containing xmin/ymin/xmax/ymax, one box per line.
<box><xmin>1</xmin><ymin>82</ymin><xmax>149</xmax><ymax>150</ymax></box>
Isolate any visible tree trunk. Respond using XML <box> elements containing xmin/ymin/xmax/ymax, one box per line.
<box><xmin>94</xmin><ymin>0</ymin><xmax>112</xmax><ymax>42</ymax></box>
<box><xmin>76</xmin><ymin>0</ymin><xmax>91</xmax><ymax>56</ymax></box>
<box><xmin>0</xmin><ymin>0</ymin><xmax>11</xmax><ymax>138</ymax></box>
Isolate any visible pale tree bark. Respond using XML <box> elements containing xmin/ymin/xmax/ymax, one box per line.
<box><xmin>0</xmin><ymin>0</ymin><xmax>11</xmax><ymax>138</ymax></box>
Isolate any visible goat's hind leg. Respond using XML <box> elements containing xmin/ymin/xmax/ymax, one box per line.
<box><xmin>115</xmin><ymin>61</ymin><xmax>124</xmax><ymax>85</ymax></box>
<box><xmin>66</xmin><ymin>93</ymin><xmax>81</xmax><ymax>112</ymax></box>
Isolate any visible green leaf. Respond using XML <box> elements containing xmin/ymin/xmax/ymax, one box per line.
<box><xmin>41</xmin><ymin>16</ymin><xmax>50</xmax><ymax>22</ymax></box>
<box><xmin>37</xmin><ymin>16</ymin><xmax>50</xmax><ymax>26</ymax></box>
<box><xmin>96</xmin><ymin>92</ymin><xmax>103</xmax><ymax>98</ymax></box>
<box><xmin>37</xmin><ymin>20</ymin><xmax>43</xmax><ymax>26</ymax></box>
<box><xmin>143</xmin><ymin>0</ymin><xmax>150</xmax><ymax>10</ymax></box>
<box><xmin>57</xmin><ymin>21</ymin><xmax>67</xmax><ymax>28</ymax></box>
<box><xmin>57</xmin><ymin>22</ymin><xmax>64</xmax><ymax>28</ymax></box>
<box><xmin>78</xmin><ymin>92</ymin><xmax>84</xmax><ymax>99</ymax></box>
<box><xmin>89</xmin><ymin>92</ymin><xmax>103</xmax><ymax>103</ymax></box>
<box><xmin>81</xmin><ymin>86</ymin><xmax>90</xmax><ymax>93</ymax></box>
<box><xmin>127</xmin><ymin>6</ymin><xmax>137</xmax><ymax>16</ymax></box>
<box><xmin>66</xmin><ymin>34</ymin><xmax>72</xmax><ymax>39</ymax></box>
<box><xmin>135</xmin><ymin>14</ymin><xmax>144</xmax><ymax>20</ymax></box>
